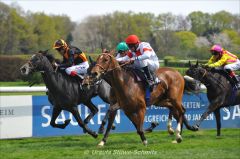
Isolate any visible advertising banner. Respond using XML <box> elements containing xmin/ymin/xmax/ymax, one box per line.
<box><xmin>0</xmin><ymin>96</ymin><xmax>32</xmax><ymax>139</ymax></box>
<box><xmin>32</xmin><ymin>93</ymin><xmax>240</xmax><ymax>137</ymax></box>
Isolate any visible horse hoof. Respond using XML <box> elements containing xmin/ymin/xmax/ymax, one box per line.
<box><xmin>92</xmin><ymin>132</ymin><xmax>98</xmax><ymax>138</ymax></box>
<box><xmin>171</xmin><ymin>140</ymin><xmax>178</xmax><ymax>144</ymax></box>
<box><xmin>176</xmin><ymin>136</ymin><xmax>183</xmax><ymax>143</ymax></box>
<box><xmin>216</xmin><ymin>135</ymin><xmax>222</xmax><ymax>139</ymax></box>
<box><xmin>192</xmin><ymin>125</ymin><xmax>199</xmax><ymax>131</ymax></box>
<box><xmin>143</xmin><ymin>140</ymin><xmax>148</xmax><ymax>146</ymax></box>
<box><xmin>98</xmin><ymin>141</ymin><xmax>105</xmax><ymax>147</ymax></box>
<box><xmin>144</xmin><ymin>128</ymin><xmax>153</xmax><ymax>133</ymax></box>
<box><xmin>98</xmin><ymin>128</ymin><xmax>104</xmax><ymax>134</ymax></box>
<box><xmin>111</xmin><ymin>124</ymin><xmax>116</xmax><ymax>130</ymax></box>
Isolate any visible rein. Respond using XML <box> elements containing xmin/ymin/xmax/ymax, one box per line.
<box><xmin>95</xmin><ymin>53</ymin><xmax>130</xmax><ymax>75</ymax></box>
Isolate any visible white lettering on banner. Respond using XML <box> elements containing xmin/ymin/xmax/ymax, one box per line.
<box><xmin>192</xmin><ymin>114</ymin><xmax>214</xmax><ymax>121</ymax></box>
<box><xmin>223</xmin><ymin>105</ymin><xmax>240</xmax><ymax>120</ymax></box>
<box><xmin>144</xmin><ymin>114</ymin><xmax>170</xmax><ymax>122</ymax></box>
<box><xmin>183</xmin><ymin>102</ymin><xmax>201</xmax><ymax>109</ymax></box>
<box><xmin>232</xmin><ymin>105</ymin><xmax>240</xmax><ymax>119</ymax></box>
<box><xmin>41</xmin><ymin>106</ymin><xmax>51</xmax><ymax>127</ymax></box>
<box><xmin>41</xmin><ymin>104</ymin><xmax>121</xmax><ymax>127</ymax></box>
<box><xmin>144</xmin><ymin>113</ymin><xmax>214</xmax><ymax>123</ymax></box>
<box><xmin>98</xmin><ymin>104</ymin><xmax>106</xmax><ymax>124</ymax></box>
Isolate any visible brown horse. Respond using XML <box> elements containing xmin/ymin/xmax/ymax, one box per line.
<box><xmin>90</xmin><ymin>53</ymin><xmax>187</xmax><ymax>145</ymax></box>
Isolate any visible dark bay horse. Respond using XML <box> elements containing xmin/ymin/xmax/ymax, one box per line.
<box><xmin>186</xmin><ymin>62</ymin><xmax>240</xmax><ymax>136</ymax></box>
<box><xmin>89</xmin><ymin>53</ymin><xmax>189</xmax><ymax>145</ymax></box>
<box><xmin>20</xmin><ymin>52</ymin><xmax>100</xmax><ymax>138</ymax></box>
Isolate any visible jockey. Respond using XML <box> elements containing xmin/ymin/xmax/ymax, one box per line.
<box><xmin>205</xmin><ymin>44</ymin><xmax>240</xmax><ymax>88</ymax></box>
<box><xmin>115</xmin><ymin>42</ymin><xmax>129</xmax><ymax>58</ymax></box>
<box><xmin>116</xmin><ymin>34</ymin><xmax>159</xmax><ymax>88</ymax></box>
<box><xmin>53</xmin><ymin>39</ymin><xmax>89</xmax><ymax>78</ymax></box>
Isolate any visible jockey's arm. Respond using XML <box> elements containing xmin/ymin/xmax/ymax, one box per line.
<box><xmin>116</xmin><ymin>55</ymin><xmax>130</xmax><ymax>62</ymax></box>
<box><xmin>137</xmin><ymin>51</ymin><xmax>151</xmax><ymax>61</ymax></box>
<box><xmin>208</xmin><ymin>54</ymin><xmax>228</xmax><ymax>67</ymax></box>
<box><xmin>206</xmin><ymin>56</ymin><xmax>215</xmax><ymax>65</ymax></box>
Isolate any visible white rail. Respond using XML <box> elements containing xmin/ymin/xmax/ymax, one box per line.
<box><xmin>0</xmin><ymin>86</ymin><xmax>47</xmax><ymax>92</ymax></box>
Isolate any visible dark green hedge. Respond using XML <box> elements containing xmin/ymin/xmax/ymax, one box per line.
<box><xmin>0</xmin><ymin>56</ymin><xmax>27</xmax><ymax>81</ymax></box>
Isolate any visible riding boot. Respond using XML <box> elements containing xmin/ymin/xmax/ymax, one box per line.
<box><xmin>232</xmin><ymin>75</ymin><xmax>240</xmax><ymax>89</ymax></box>
<box><xmin>142</xmin><ymin>66</ymin><xmax>154</xmax><ymax>90</ymax></box>
<box><xmin>226</xmin><ymin>69</ymin><xmax>240</xmax><ymax>89</ymax></box>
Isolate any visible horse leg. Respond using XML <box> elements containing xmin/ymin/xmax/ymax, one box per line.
<box><xmin>70</xmin><ymin>107</ymin><xmax>98</xmax><ymax>138</ymax></box>
<box><xmin>98</xmin><ymin>108</ymin><xmax>110</xmax><ymax>134</ymax></box>
<box><xmin>83</xmin><ymin>101</ymin><xmax>98</xmax><ymax>124</ymax></box>
<box><xmin>127</xmin><ymin>108</ymin><xmax>147</xmax><ymax>145</ymax></box>
<box><xmin>193</xmin><ymin>105</ymin><xmax>216</xmax><ymax>130</ymax></box>
<box><xmin>144</xmin><ymin>121</ymin><xmax>159</xmax><ymax>133</ymax></box>
<box><xmin>98</xmin><ymin>109</ymin><xmax>117</xmax><ymax>146</ymax></box>
<box><xmin>214</xmin><ymin>108</ymin><xmax>221</xmax><ymax>137</ymax></box>
<box><xmin>181</xmin><ymin>104</ymin><xmax>197</xmax><ymax>131</ymax></box>
<box><xmin>167</xmin><ymin>109</ymin><xmax>174</xmax><ymax>135</ymax></box>
<box><xmin>171</xmin><ymin>101</ymin><xmax>185</xmax><ymax>143</ymax></box>
<box><xmin>50</xmin><ymin>107</ymin><xmax>71</xmax><ymax>129</ymax></box>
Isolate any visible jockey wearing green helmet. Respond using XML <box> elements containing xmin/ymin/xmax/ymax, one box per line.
<box><xmin>116</xmin><ymin>42</ymin><xmax>129</xmax><ymax>58</ymax></box>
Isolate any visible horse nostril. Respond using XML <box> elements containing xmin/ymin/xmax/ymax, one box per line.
<box><xmin>20</xmin><ymin>67</ymin><xmax>26</xmax><ymax>74</ymax></box>
<box><xmin>91</xmin><ymin>72</ymin><xmax>98</xmax><ymax>78</ymax></box>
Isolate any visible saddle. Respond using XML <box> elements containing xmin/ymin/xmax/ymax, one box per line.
<box><xmin>124</xmin><ymin>67</ymin><xmax>150</xmax><ymax>87</ymax></box>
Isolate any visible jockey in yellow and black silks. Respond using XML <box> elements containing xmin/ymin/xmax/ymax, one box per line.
<box><xmin>53</xmin><ymin>39</ymin><xmax>89</xmax><ymax>77</ymax></box>
<box><xmin>205</xmin><ymin>44</ymin><xmax>240</xmax><ymax>88</ymax></box>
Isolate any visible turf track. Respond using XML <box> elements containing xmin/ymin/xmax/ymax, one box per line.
<box><xmin>0</xmin><ymin>128</ymin><xmax>239</xmax><ymax>159</ymax></box>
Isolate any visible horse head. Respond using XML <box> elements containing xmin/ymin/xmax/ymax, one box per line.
<box><xmin>20</xmin><ymin>50</ymin><xmax>54</xmax><ymax>75</ymax></box>
<box><xmin>90</xmin><ymin>51</ymin><xmax>117</xmax><ymax>79</ymax></box>
<box><xmin>186</xmin><ymin>61</ymin><xmax>208</xmax><ymax>81</ymax></box>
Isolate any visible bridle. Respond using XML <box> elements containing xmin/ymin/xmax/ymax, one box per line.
<box><xmin>94</xmin><ymin>53</ymin><xmax>130</xmax><ymax>76</ymax></box>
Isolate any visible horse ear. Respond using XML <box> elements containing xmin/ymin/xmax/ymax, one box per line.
<box><xmin>188</xmin><ymin>61</ymin><xmax>192</xmax><ymax>67</ymax></box>
<box><xmin>89</xmin><ymin>56</ymin><xmax>94</xmax><ymax>64</ymax></box>
<box><xmin>196</xmin><ymin>60</ymin><xmax>199</xmax><ymax>67</ymax></box>
<box><xmin>109</xmin><ymin>49</ymin><xmax>115</xmax><ymax>55</ymax></box>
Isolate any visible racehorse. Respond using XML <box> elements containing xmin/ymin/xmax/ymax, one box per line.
<box><xmin>86</xmin><ymin>57</ymin><xmax>159</xmax><ymax>134</ymax></box>
<box><xmin>186</xmin><ymin>61</ymin><xmax>240</xmax><ymax>136</ymax></box>
<box><xmin>20</xmin><ymin>51</ymin><xmax>100</xmax><ymax>138</ymax></box>
<box><xmin>20</xmin><ymin>51</ymin><xmax>158</xmax><ymax>138</ymax></box>
<box><xmin>89</xmin><ymin>52</ymin><xmax>190</xmax><ymax>146</ymax></box>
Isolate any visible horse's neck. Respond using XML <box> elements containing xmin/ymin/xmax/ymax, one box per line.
<box><xmin>42</xmin><ymin>71</ymin><xmax>60</xmax><ymax>91</ymax></box>
<box><xmin>110</xmin><ymin>69</ymin><xmax>135</xmax><ymax>95</ymax></box>
<box><xmin>201</xmin><ymin>72</ymin><xmax>224</xmax><ymax>90</ymax></box>
<box><xmin>42</xmin><ymin>71</ymin><xmax>79</xmax><ymax>93</ymax></box>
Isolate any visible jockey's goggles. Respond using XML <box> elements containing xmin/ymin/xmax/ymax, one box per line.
<box><xmin>127</xmin><ymin>44</ymin><xmax>137</xmax><ymax>49</ymax></box>
<box><xmin>211</xmin><ymin>50</ymin><xmax>219</xmax><ymax>55</ymax></box>
<box><xmin>55</xmin><ymin>47</ymin><xmax>64</xmax><ymax>52</ymax></box>
<box><xmin>118</xmin><ymin>50</ymin><xmax>125</xmax><ymax>54</ymax></box>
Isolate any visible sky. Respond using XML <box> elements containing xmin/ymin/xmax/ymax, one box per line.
<box><xmin>2</xmin><ymin>0</ymin><xmax>240</xmax><ymax>22</ymax></box>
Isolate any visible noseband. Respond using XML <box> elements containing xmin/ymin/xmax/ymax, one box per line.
<box><xmin>94</xmin><ymin>53</ymin><xmax>121</xmax><ymax>75</ymax></box>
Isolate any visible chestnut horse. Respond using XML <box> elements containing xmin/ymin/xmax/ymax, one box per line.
<box><xmin>90</xmin><ymin>53</ymin><xmax>187</xmax><ymax>145</ymax></box>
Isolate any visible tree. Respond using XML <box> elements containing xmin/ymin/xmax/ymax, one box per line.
<box><xmin>188</xmin><ymin>11</ymin><xmax>211</xmax><ymax>36</ymax></box>
<box><xmin>174</xmin><ymin>31</ymin><xmax>197</xmax><ymax>58</ymax></box>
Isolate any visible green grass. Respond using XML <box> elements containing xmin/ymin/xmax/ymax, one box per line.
<box><xmin>0</xmin><ymin>129</ymin><xmax>239</xmax><ymax>159</ymax></box>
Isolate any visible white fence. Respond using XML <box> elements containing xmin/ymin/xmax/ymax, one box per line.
<box><xmin>0</xmin><ymin>86</ymin><xmax>47</xmax><ymax>92</ymax></box>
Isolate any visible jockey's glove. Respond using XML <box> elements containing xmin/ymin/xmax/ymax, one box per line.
<box><xmin>129</xmin><ymin>57</ymin><xmax>136</xmax><ymax>64</ymax></box>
